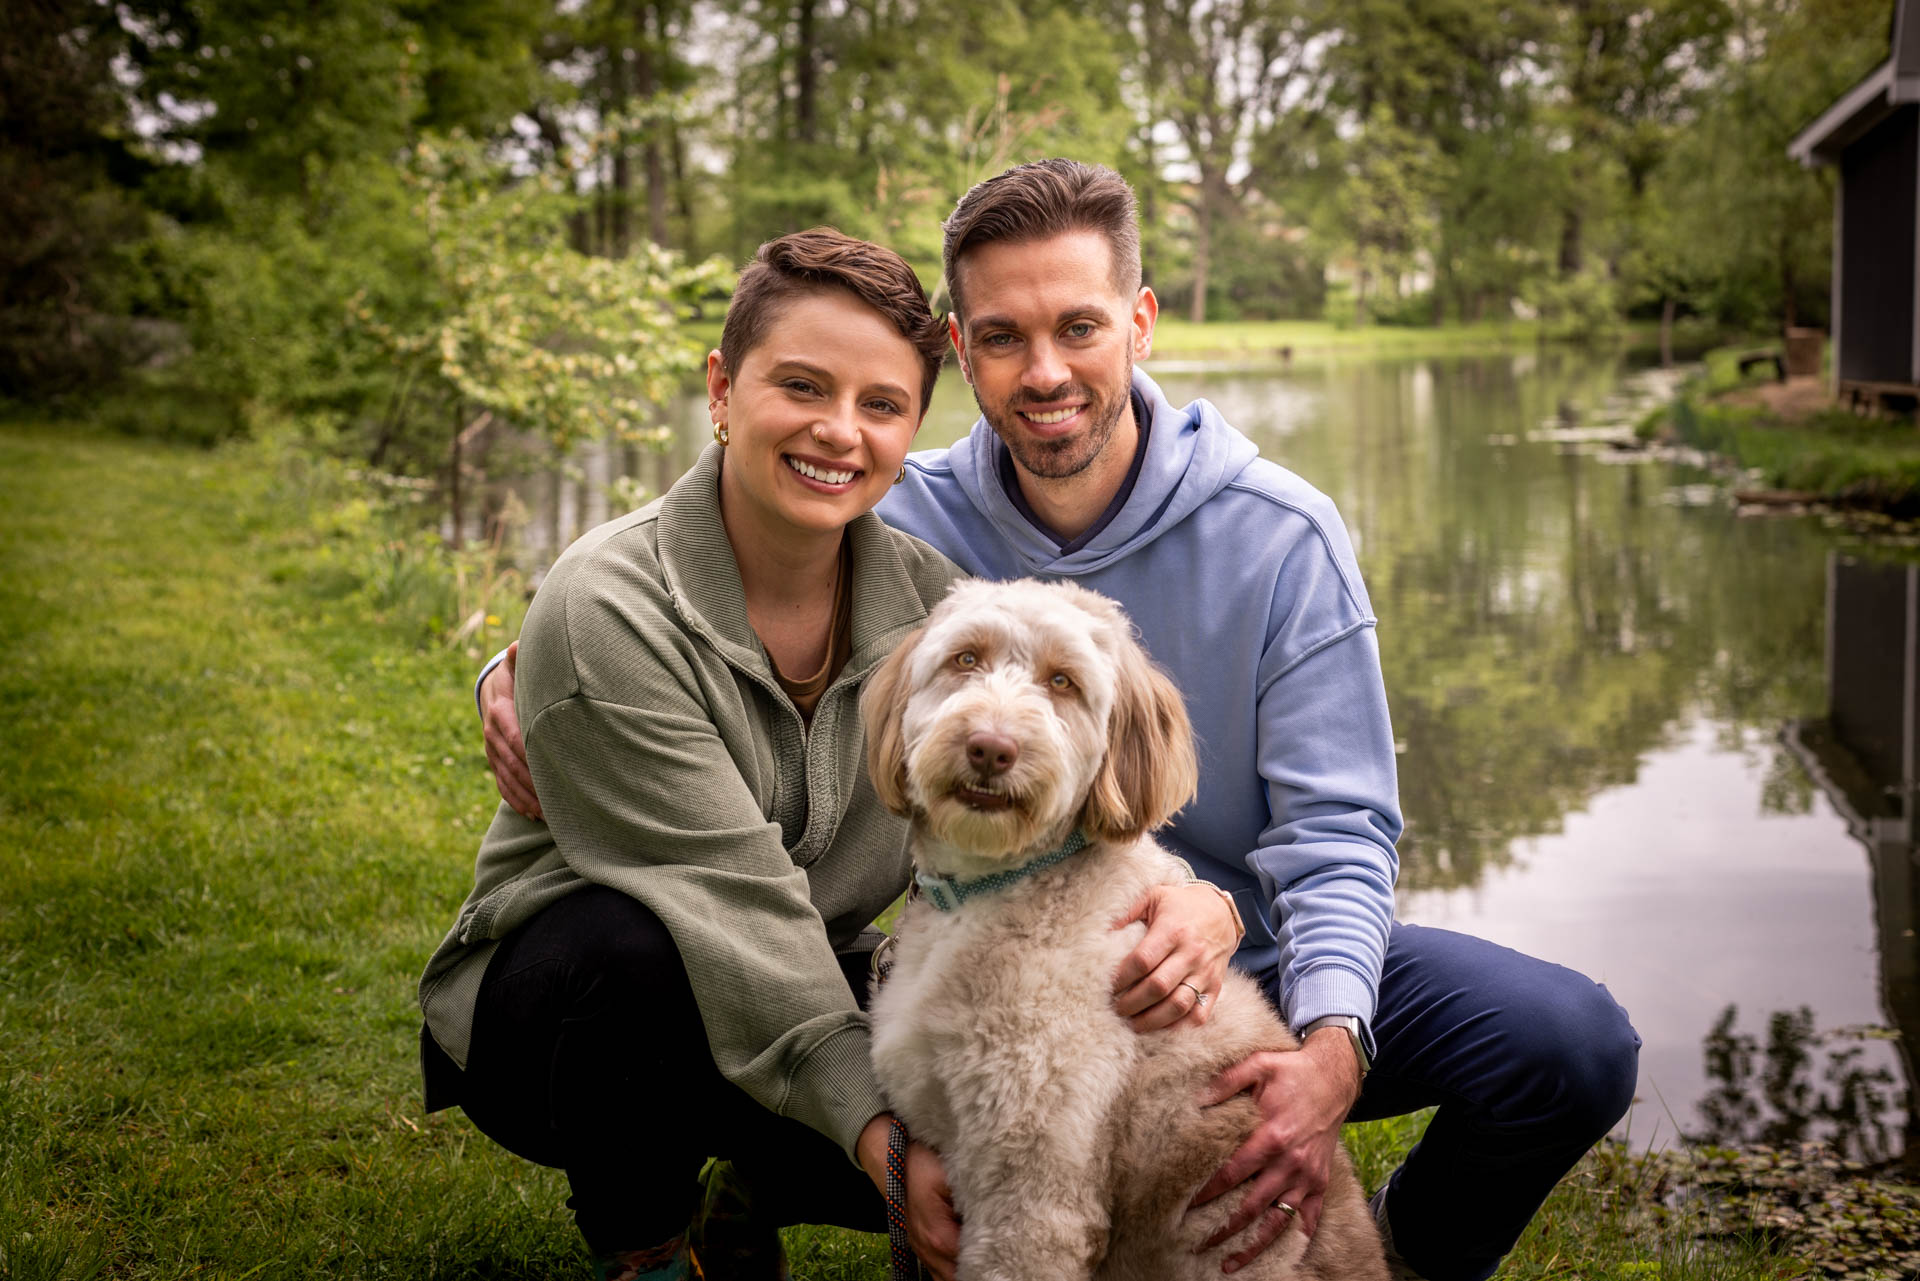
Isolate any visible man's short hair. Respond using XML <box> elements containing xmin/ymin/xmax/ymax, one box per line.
<box><xmin>721</xmin><ymin>228</ymin><xmax>948</xmax><ymax>415</ymax></box>
<box><xmin>941</xmin><ymin>159</ymin><xmax>1142</xmax><ymax>320</ymax></box>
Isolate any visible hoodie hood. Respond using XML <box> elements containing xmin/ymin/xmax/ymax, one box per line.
<box><xmin>945</xmin><ymin>369</ymin><xmax>1260</xmax><ymax>576</ymax></box>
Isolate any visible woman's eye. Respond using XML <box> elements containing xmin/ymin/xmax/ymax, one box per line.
<box><xmin>1050</xmin><ymin>672</ymin><xmax>1073</xmax><ymax>691</ymax></box>
<box><xmin>783</xmin><ymin>379</ymin><xmax>818</xmax><ymax>395</ymax></box>
<box><xmin>865</xmin><ymin>398</ymin><xmax>902</xmax><ymax>415</ymax></box>
<box><xmin>955</xmin><ymin>651</ymin><xmax>978</xmax><ymax>669</ymax></box>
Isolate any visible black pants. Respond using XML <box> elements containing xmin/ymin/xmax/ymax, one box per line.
<box><xmin>431</xmin><ymin>885</ymin><xmax>885</xmax><ymax>1255</ymax></box>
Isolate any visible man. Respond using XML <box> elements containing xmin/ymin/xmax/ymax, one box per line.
<box><xmin>477</xmin><ymin>160</ymin><xmax>1639</xmax><ymax>1281</ymax></box>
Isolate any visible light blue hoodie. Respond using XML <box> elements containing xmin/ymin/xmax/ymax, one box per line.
<box><xmin>878</xmin><ymin>369</ymin><xmax>1402</xmax><ymax>1038</ymax></box>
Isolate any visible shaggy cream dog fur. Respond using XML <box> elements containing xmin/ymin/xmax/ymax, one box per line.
<box><xmin>862</xmin><ymin>579</ymin><xmax>1388</xmax><ymax>1281</ymax></box>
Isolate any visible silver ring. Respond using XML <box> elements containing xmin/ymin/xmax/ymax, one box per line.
<box><xmin>1275</xmin><ymin>1199</ymin><xmax>1297</xmax><ymax>1219</ymax></box>
<box><xmin>1178</xmin><ymin>981</ymin><xmax>1202</xmax><ymax>1000</ymax></box>
<box><xmin>1195</xmin><ymin>990</ymin><xmax>1211</xmax><ymax>1006</ymax></box>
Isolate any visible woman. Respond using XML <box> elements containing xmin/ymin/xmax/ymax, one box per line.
<box><xmin>418</xmin><ymin>229</ymin><xmax>1239</xmax><ymax>1281</ymax></box>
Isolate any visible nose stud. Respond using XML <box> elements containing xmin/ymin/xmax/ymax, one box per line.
<box><xmin>966</xmin><ymin>731</ymin><xmax>1019</xmax><ymax>776</ymax></box>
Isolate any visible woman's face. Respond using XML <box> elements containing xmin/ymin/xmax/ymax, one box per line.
<box><xmin>709</xmin><ymin>288</ymin><xmax>926</xmax><ymax>544</ymax></box>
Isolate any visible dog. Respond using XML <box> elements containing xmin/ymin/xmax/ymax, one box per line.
<box><xmin>861</xmin><ymin>579</ymin><xmax>1389</xmax><ymax>1281</ymax></box>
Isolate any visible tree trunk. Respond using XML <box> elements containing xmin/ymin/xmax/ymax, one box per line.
<box><xmin>670</xmin><ymin>119</ymin><xmax>695</xmax><ymax>256</ymax></box>
<box><xmin>448</xmin><ymin>400</ymin><xmax>464</xmax><ymax>548</ymax></box>
<box><xmin>795</xmin><ymin>0</ymin><xmax>818</xmax><ymax>146</ymax></box>
<box><xmin>637</xmin><ymin>3</ymin><xmax>668</xmax><ymax>247</ymax></box>
<box><xmin>1659</xmin><ymin>296</ymin><xmax>1676</xmax><ymax>368</ymax></box>
<box><xmin>608</xmin><ymin>42</ymin><xmax>633</xmax><ymax>259</ymax></box>
<box><xmin>1780</xmin><ymin>234</ymin><xmax>1798</xmax><ymax>334</ymax></box>
<box><xmin>1189</xmin><ymin>190</ymin><xmax>1212</xmax><ymax>324</ymax></box>
<box><xmin>1558</xmin><ymin>203</ymin><xmax>1584</xmax><ymax>278</ymax></box>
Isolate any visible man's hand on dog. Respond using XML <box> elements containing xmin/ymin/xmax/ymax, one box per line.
<box><xmin>1187</xmin><ymin>1028</ymin><xmax>1364</xmax><ymax>1273</ymax></box>
<box><xmin>1110</xmin><ymin>883</ymin><xmax>1240</xmax><ymax>1032</ymax></box>
<box><xmin>858</xmin><ymin>1115</ymin><xmax>960</xmax><ymax>1281</ymax></box>
<box><xmin>481</xmin><ymin>644</ymin><xmax>541</xmax><ymax>820</ymax></box>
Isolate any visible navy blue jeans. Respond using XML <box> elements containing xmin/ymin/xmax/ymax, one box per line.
<box><xmin>1335</xmin><ymin>922</ymin><xmax>1642</xmax><ymax>1281</ymax></box>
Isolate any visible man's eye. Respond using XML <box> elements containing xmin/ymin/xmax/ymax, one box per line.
<box><xmin>1064</xmin><ymin>322</ymin><xmax>1094</xmax><ymax>338</ymax></box>
<box><xmin>982</xmin><ymin>333</ymin><xmax>1016</xmax><ymax>348</ymax></box>
<box><xmin>955</xmin><ymin>651</ymin><xmax>978</xmax><ymax>669</ymax></box>
<box><xmin>1049</xmin><ymin>672</ymin><xmax>1074</xmax><ymax>691</ymax></box>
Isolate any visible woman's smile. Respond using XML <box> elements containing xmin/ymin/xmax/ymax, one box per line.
<box><xmin>783</xmin><ymin>452</ymin><xmax>862</xmax><ymax>488</ymax></box>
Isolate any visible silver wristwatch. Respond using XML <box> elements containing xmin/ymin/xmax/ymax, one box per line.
<box><xmin>1298</xmin><ymin>1015</ymin><xmax>1372</xmax><ymax>1078</ymax></box>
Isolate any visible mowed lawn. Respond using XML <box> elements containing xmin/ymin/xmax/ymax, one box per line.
<box><xmin>0</xmin><ymin>425</ymin><xmax>1796</xmax><ymax>1280</ymax></box>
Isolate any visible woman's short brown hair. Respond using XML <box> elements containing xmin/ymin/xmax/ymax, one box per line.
<box><xmin>941</xmin><ymin>159</ymin><xmax>1142</xmax><ymax>320</ymax></box>
<box><xmin>719</xmin><ymin>228</ymin><xmax>948</xmax><ymax>415</ymax></box>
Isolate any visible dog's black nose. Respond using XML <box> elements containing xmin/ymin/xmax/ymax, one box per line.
<box><xmin>966</xmin><ymin>731</ymin><xmax>1019</xmax><ymax>776</ymax></box>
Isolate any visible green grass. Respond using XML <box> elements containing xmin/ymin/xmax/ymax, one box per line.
<box><xmin>0</xmin><ymin>423</ymin><xmax>1809</xmax><ymax>1278</ymax></box>
<box><xmin>1641</xmin><ymin>345</ymin><xmax>1920</xmax><ymax>515</ymax></box>
<box><xmin>1147</xmin><ymin>317</ymin><xmax>1545</xmax><ymax>362</ymax></box>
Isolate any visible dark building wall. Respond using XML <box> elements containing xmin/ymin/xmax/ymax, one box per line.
<box><xmin>1839</xmin><ymin>104</ymin><xmax>1918</xmax><ymax>385</ymax></box>
<box><xmin>1830</xmin><ymin>558</ymin><xmax>1913</xmax><ymax>789</ymax></box>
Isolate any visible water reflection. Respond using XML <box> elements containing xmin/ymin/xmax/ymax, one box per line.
<box><xmin>1771</xmin><ymin>554</ymin><xmax>1920</xmax><ymax>1170</ymax></box>
<box><xmin>1691</xmin><ymin>1004</ymin><xmax>1903</xmax><ymax>1165</ymax></box>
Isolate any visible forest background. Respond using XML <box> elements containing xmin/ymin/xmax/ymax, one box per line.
<box><xmin>3</xmin><ymin>0</ymin><xmax>1897</xmax><ymax>484</ymax></box>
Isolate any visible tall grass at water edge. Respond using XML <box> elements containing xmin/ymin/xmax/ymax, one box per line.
<box><xmin>0</xmin><ymin>423</ymin><xmax>1810</xmax><ymax>1279</ymax></box>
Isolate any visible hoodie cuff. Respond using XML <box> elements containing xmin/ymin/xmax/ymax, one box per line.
<box><xmin>784</xmin><ymin>1022</ymin><xmax>890</xmax><ymax>1164</ymax></box>
<box><xmin>1284</xmin><ymin>967</ymin><xmax>1379</xmax><ymax>1060</ymax></box>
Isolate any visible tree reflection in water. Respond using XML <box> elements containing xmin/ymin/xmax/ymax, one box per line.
<box><xmin>1692</xmin><ymin>1004</ymin><xmax>1903</xmax><ymax>1165</ymax></box>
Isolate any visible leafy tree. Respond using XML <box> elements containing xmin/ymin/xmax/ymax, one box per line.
<box><xmin>1646</xmin><ymin>0</ymin><xmax>1888</xmax><ymax>332</ymax></box>
<box><xmin>715</xmin><ymin>0</ymin><xmax>1137</xmax><ymax>289</ymax></box>
<box><xmin>1</xmin><ymin>0</ymin><xmax>155</xmax><ymax>398</ymax></box>
<box><xmin>1124</xmin><ymin>0</ymin><xmax>1328</xmax><ymax>323</ymax></box>
<box><xmin>1302</xmin><ymin>0</ymin><xmax>1557</xmax><ymax>323</ymax></box>
<box><xmin>351</xmin><ymin>133</ymin><xmax>729</xmax><ymax>535</ymax></box>
<box><xmin>1331</xmin><ymin>103</ymin><xmax>1445</xmax><ymax>325</ymax></box>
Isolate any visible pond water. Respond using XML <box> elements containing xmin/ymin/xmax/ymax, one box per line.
<box><xmin>475</xmin><ymin>347</ymin><xmax>1919</xmax><ymax>1167</ymax></box>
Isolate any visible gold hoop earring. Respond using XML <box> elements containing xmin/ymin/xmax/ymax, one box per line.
<box><xmin>895</xmin><ymin>465</ymin><xmax>906</xmax><ymax>485</ymax></box>
<box><xmin>713</xmin><ymin>421</ymin><xmax>729</xmax><ymax>447</ymax></box>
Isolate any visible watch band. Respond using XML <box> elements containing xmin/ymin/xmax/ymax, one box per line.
<box><xmin>1299</xmin><ymin>1014</ymin><xmax>1372</xmax><ymax>1078</ymax></box>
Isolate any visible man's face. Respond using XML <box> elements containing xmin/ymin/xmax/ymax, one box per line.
<box><xmin>949</xmin><ymin>230</ymin><xmax>1156</xmax><ymax>482</ymax></box>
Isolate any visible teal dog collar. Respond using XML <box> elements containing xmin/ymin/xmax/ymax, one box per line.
<box><xmin>915</xmin><ymin>829</ymin><xmax>1091</xmax><ymax>913</ymax></box>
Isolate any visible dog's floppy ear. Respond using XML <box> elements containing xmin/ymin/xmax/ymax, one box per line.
<box><xmin>860</xmin><ymin>625</ymin><xmax>925</xmax><ymax>816</ymax></box>
<box><xmin>1083</xmin><ymin>627</ymin><xmax>1199</xmax><ymax>842</ymax></box>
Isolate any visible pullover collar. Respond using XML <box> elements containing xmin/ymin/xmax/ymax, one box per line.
<box><xmin>654</xmin><ymin>443</ymin><xmax>935</xmax><ymax>681</ymax></box>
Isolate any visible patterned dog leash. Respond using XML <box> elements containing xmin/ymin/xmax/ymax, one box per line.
<box><xmin>885</xmin><ymin>1116</ymin><xmax>928</xmax><ymax>1281</ymax></box>
<box><xmin>873</xmin><ymin>917</ymin><xmax>928</xmax><ymax>1281</ymax></box>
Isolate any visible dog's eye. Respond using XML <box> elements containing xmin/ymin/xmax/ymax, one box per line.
<box><xmin>955</xmin><ymin>651</ymin><xmax>978</xmax><ymax>669</ymax></box>
<box><xmin>1049</xmin><ymin>672</ymin><xmax>1074</xmax><ymax>691</ymax></box>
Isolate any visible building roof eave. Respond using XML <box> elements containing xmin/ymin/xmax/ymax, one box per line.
<box><xmin>1788</xmin><ymin>59</ymin><xmax>1895</xmax><ymax>166</ymax></box>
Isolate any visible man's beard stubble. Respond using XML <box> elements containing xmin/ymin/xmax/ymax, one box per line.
<box><xmin>975</xmin><ymin>361</ymin><xmax>1133</xmax><ymax>481</ymax></box>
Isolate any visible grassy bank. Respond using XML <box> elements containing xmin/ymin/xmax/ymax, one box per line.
<box><xmin>1148</xmin><ymin>317</ymin><xmax>1543</xmax><ymax>362</ymax></box>
<box><xmin>1642</xmin><ymin>347</ymin><xmax>1920</xmax><ymax>516</ymax></box>
<box><xmin>1</xmin><ymin>423</ymin><xmax>1806</xmax><ymax>1279</ymax></box>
